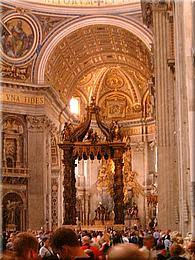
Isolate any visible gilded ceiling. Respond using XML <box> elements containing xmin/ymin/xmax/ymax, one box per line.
<box><xmin>45</xmin><ymin>24</ymin><xmax>153</xmax><ymax>121</ymax></box>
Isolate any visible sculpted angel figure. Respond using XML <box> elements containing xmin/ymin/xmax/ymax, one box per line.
<box><xmin>123</xmin><ymin>149</ymin><xmax>144</xmax><ymax>203</ymax></box>
<box><xmin>61</xmin><ymin>122</ymin><xmax>74</xmax><ymax>141</ymax></box>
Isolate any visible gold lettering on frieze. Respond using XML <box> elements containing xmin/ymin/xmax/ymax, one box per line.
<box><xmin>0</xmin><ymin>92</ymin><xmax>45</xmax><ymax>105</ymax></box>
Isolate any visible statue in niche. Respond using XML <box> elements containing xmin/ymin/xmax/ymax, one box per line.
<box><xmin>6</xmin><ymin>200</ymin><xmax>21</xmax><ymax>225</ymax></box>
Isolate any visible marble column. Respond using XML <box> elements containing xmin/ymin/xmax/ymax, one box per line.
<box><xmin>152</xmin><ymin>2</ymin><xmax>179</xmax><ymax>230</ymax></box>
<box><xmin>174</xmin><ymin>1</ymin><xmax>195</xmax><ymax>237</ymax></box>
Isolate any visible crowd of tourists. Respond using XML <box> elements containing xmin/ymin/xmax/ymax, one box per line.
<box><xmin>1</xmin><ymin>225</ymin><xmax>195</xmax><ymax>260</ymax></box>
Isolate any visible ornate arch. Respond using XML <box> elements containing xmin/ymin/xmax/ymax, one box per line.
<box><xmin>33</xmin><ymin>15</ymin><xmax>152</xmax><ymax>84</ymax></box>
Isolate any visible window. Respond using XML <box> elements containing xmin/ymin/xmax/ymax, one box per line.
<box><xmin>70</xmin><ymin>97</ymin><xmax>80</xmax><ymax>115</ymax></box>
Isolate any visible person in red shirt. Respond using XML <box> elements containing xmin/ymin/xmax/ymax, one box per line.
<box><xmin>81</xmin><ymin>235</ymin><xmax>100</xmax><ymax>259</ymax></box>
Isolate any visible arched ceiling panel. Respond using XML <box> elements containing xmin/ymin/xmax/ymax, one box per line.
<box><xmin>45</xmin><ymin>24</ymin><xmax>152</xmax><ymax>104</ymax></box>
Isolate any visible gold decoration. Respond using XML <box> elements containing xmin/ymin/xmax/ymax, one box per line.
<box><xmin>105</xmin><ymin>70</ymin><xmax>124</xmax><ymax>90</ymax></box>
<box><xmin>79</xmin><ymin>73</ymin><xmax>92</xmax><ymax>85</ymax></box>
<box><xmin>97</xmin><ymin>159</ymin><xmax>114</xmax><ymax>196</ymax></box>
<box><xmin>132</xmin><ymin>103</ymin><xmax>142</xmax><ymax>112</ymax></box>
<box><xmin>45</xmin><ymin>25</ymin><xmax>152</xmax><ymax>99</ymax></box>
<box><xmin>97</xmin><ymin>150</ymin><xmax>144</xmax><ymax>204</ymax></box>
<box><xmin>123</xmin><ymin>149</ymin><xmax>144</xmax><ymax>203</ymax></box>
<box><xmin>0</xmin><ymin>63</ymin><xmax>31</xmax><ymax>81</ymax></box>
<box><xmin>3</xmin><ymin>118</ymin><xmax>24</xmax><ymax>133</ymax></box>
<box><xmin>36</xmin><ymin>15</ymin><xmax>65</xmax><ymax>40</ymax></box>
<box><xmin>106</xmin><ymin>96</ymin><xmax>126</xmax><ymax>119</ymax></box>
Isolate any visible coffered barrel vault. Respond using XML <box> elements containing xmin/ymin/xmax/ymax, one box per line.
<box><xmin>46</xmin><ymin>25</ymin><xmax>150</xmax><ymax>91</ymax></box>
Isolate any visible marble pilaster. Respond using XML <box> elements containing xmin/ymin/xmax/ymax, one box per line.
<box><xmin>152</xmin><ymin>3</ymin><xmax>179</xmax><ymax>230</ymax></box>
<box><xmin>174</xmin><ymin>1</ymin><xmax>195</xmax><ymax>237</ymax></box>
<box><xmin>27</xmin><ymin>115</ymin><xmax>46</xmax><ymax>229</ymax></box>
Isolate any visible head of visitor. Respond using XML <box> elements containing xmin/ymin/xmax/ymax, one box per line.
<box><xmin>187</xmin><ymin>240</ymin><xmax>195</xmax><ymax>256</ymax></box>
<box><xmin>108</xmin><ymin>243</ymin><xmax>147</xmax><ymax>260</ymax></box>
<box><xmin>170</xmin><ymin>243</ymin><xmax>185</xmax><ymax>257</ymax></box>
<box><xmin>82</xmin><ymin>236</ymin><xmax>91</xmax><ymax>246</ymax></box>
<box><xmin>143</xmin><ymin>235</ymin><xmax>155</xmax><ymax>250</ymax></box>
<box><xmin>13</xmin><ymin>232</ymin><xmax>39</xmax><ymax>260</ymax></box>
<box><xmin>51</xmin><ymin>227</ymin><xmax>85</xmax><ymax>260</ymax></box>
<box><xmin>42</xmin><ymin>235</ymin><xmax>50</xmax><ymax>244</ymax></box>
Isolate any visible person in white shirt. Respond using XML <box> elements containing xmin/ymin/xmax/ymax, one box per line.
<box><xmin>140</xmin><ymin>235</ymin><xmax>157</xmax><ymax>260</ymax></box>
<box><xmin>39</xmin><ymin>236</ymin><xmax>54</xmax><ymax>259</ymax></box>
<box><xmin>164</xmin><ymin>238</ymin><xmax>172</xmax><ymax>250</ymax></box>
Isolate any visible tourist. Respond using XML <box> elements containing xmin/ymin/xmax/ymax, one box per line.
<box><xmin>108</xmin><ymin>243</ymin><xmax>147</xmax><ymax>260</ymax></box>
<box><xmin>187</xmin><ymin>241</ymin><xmax>195</xmax><ymax>260</ymax></box>
<box><xmin>81</xmin><ymin>235</ymin><xmax>100</xmax><ymax>259</ymax></box>
<box><xmin>39</xmin><ymin>235</ymin><xmax>55</xmax><ymax>259</ymax></box>
<box><xmin>13</xmin><ymin>232</ymin><xmax>39</xmax><ymax>259</ymax></box>
<box><xmin>6</xmin><ymin>233</ymin><xmax>16</xmax><ymax>252</ymax></box>
<box><xmin>140</xmin><ymin>234</ymin><xmax>157</xmax><ymax>259</ymax></box>
<box><xmin>168</xmin><ymin>243</ymin><xmax>187</xmax><ymax>260</ymax></box>
<box><xmin>99</xmin><ymin>233</ymin><xmax>111</xmax><ymax>259</ymax></box>
<box><xmin>51</xmin><ymin>227</ymin><xmax>86</xmax><ymax>259</ymax></box>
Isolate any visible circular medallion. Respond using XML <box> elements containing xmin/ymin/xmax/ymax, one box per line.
<box><xmin>105</xmin><ymin>74</ymin><xmax>124</xmax><ymax>90</ymax></box>
<box><xmin>132</xmin><ymin>103</ymin><xmax>142</xmax><ymax>112</ymax></box>
<box><xmin>1</xmin><ymin>13</ymin><xmax>40</xmax><ymax>64</ymax></box>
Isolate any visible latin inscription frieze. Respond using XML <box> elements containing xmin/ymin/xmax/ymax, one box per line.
<box><xmin>0</xmin><ymin>92</ymin><xmax>45</xmax><ymax>105</ymax></box>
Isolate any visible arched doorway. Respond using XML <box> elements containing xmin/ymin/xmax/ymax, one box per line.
<box><xmin>2</xmin><ymin>192</ymin><xmax>25</xmax><ymax>232</ymax></box>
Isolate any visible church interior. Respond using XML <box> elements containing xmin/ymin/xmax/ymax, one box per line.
<box><xmin>0</xmin><ymin>0</ymin><xmax>194</xmax><ymax>238</ymax></box>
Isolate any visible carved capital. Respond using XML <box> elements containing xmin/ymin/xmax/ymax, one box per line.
<box><xmin>45</xmin><ymin>118</ymin><xmax>58</xmax><ymax>134</ymax></box>
<box><xmin>27</xmin><ymin>116</ymin><xmax>58</xmax><ymax>133</ymax></box>
<box><xmin>153</xmin><ymin>1</ymin><xmax>168</xmax><ymax>11</ymax></box>
<box><xmin>27</xmin><ymin>116</ymin><xmax>46</xmax><ymax>130</ymax></box>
